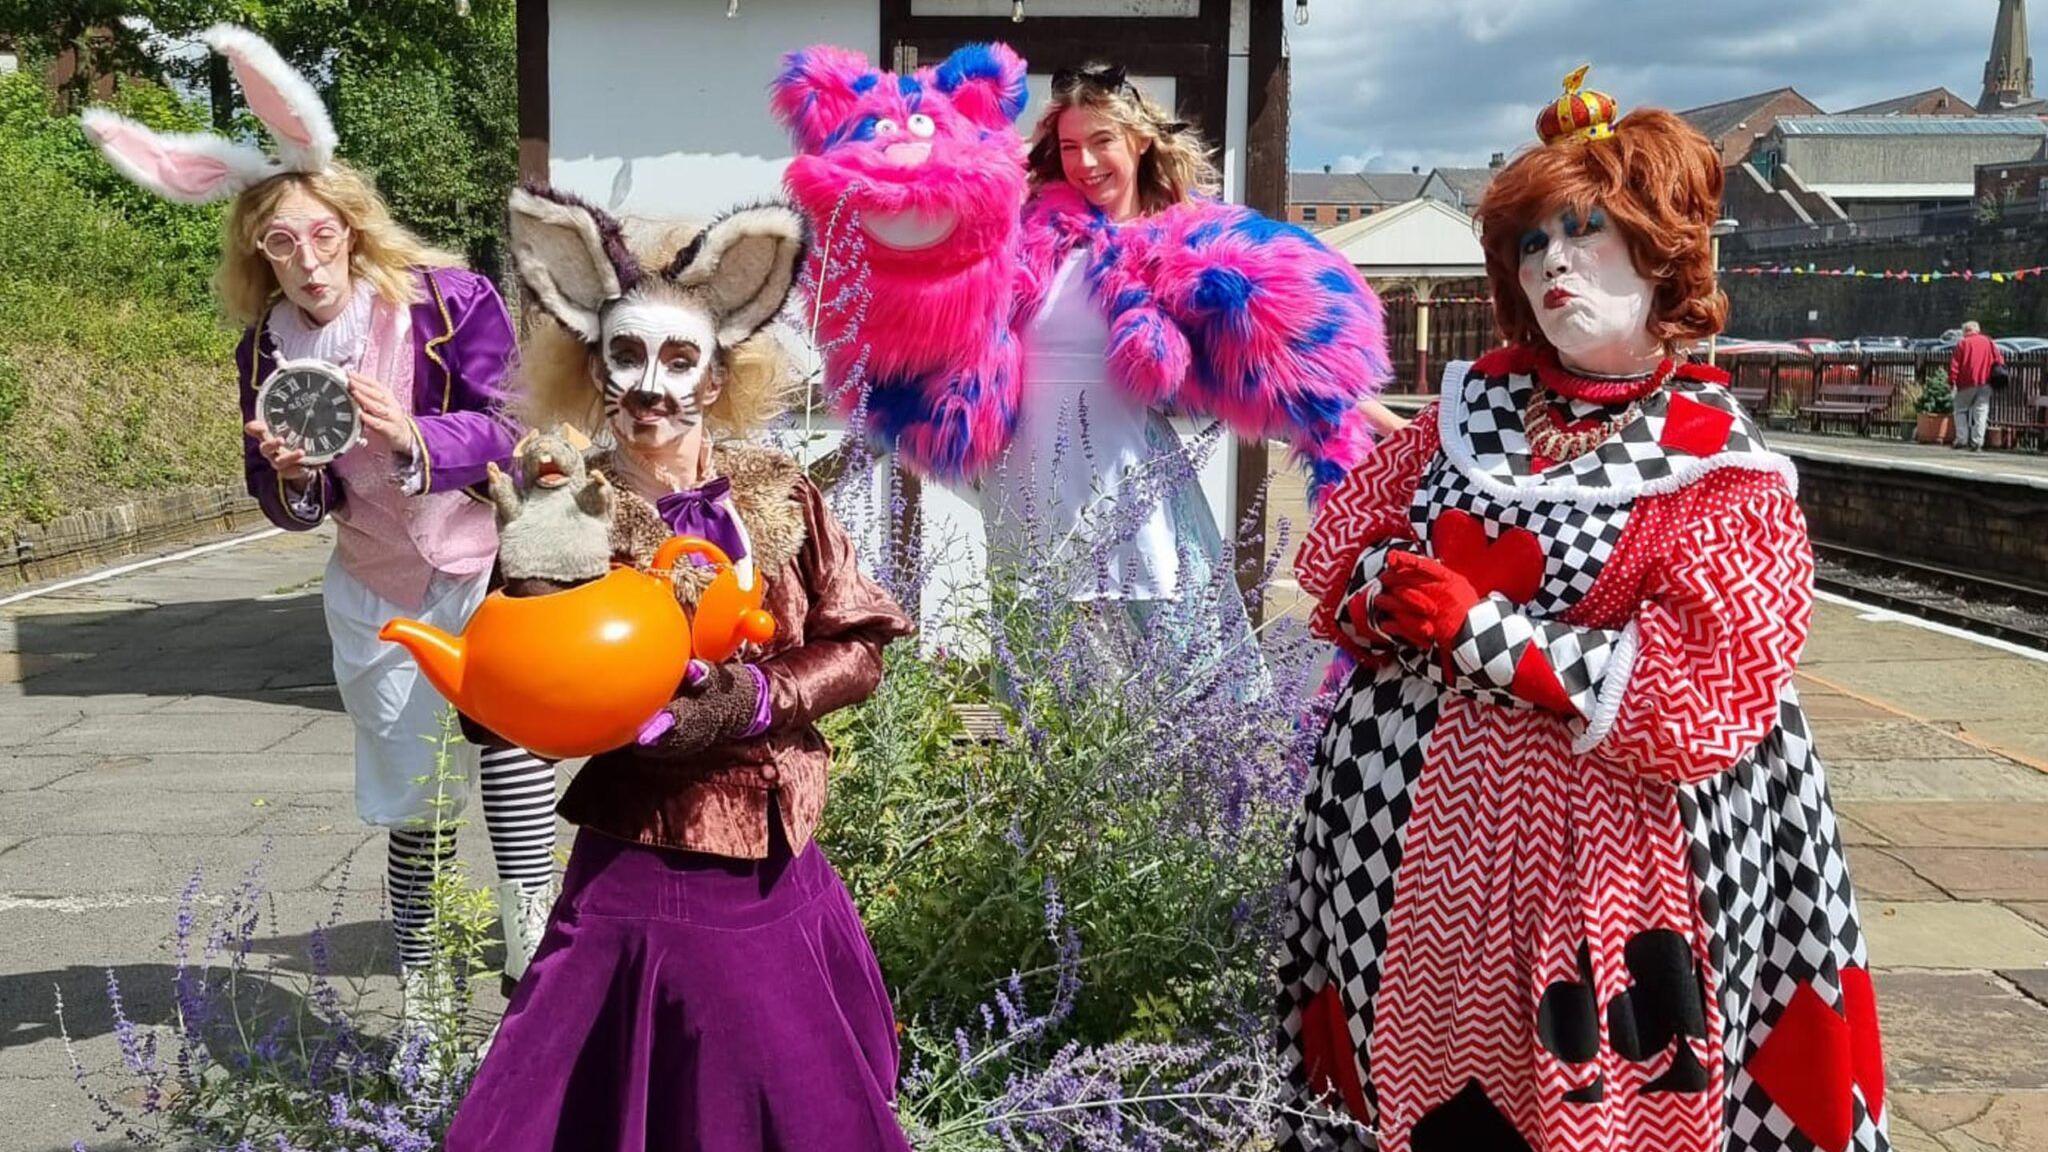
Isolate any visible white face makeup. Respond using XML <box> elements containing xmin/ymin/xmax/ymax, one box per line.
<box><xmin>264</xmin><ymin>185</ymin><xmax>354</xmax><ymax>325</ymax></box>
<box><xmin>1516</xmin><ymin>205</ymin><xmax>1661</xmax><ymax>372</ymax></box>
<box><xmin>596</xmin><ymin>298</ymin><xmax>721</xmax><ymax>450</ymax></box>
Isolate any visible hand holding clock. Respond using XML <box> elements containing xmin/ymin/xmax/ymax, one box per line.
<box><xmin>245</xmin><ymin>419</ymin><xmax>319</xmax><ymax>484</ymax></box>
<box><xmin>346</xmin><ymin>372</ymin><xmax>416</xmax><ymax>457</ymax></box>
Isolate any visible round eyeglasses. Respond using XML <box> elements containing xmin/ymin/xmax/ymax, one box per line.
<box><xmin>260</xmin><ymin>224</ymin><xmax>350</xmax><ymax>264</ymax></box>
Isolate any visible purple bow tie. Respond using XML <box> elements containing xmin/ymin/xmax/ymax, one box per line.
<box><xmin>654</xmin><ymin>477</ymin><xmax>749</xmax><ymax>566</ymax></box>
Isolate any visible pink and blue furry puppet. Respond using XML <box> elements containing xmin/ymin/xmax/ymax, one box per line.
<box><xmin>771</xmin><ymin>42</ymin><xmax>1391</xmax><ymax>493</ymax></box>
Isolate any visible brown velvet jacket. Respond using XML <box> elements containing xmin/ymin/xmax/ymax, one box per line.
<box><xmin>555</xmin><ymin>443</ymin><xmax>914</xmax><ymax>858</ymax></box>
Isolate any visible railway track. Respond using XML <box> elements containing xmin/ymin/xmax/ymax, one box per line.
<box><xmin>1810</xmin><ymin>541</ymin><xmax>2048</xmax><ymax>652</ymax></box>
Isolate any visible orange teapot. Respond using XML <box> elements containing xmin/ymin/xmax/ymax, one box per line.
<box><xmin>379</xmin><ymin>537</ymin><xmax>776</xmax><ymax>760</ymax></box>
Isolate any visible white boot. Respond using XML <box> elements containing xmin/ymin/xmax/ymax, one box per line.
<box><xmin>394</xmin><ymin>963</ymin><xmax>459</xmax><ymax>1081</ymax></box>
<box><xmin>497</xmin><ymin>881</ymin><xmax>555</xmax><ymax>984</ymax></box>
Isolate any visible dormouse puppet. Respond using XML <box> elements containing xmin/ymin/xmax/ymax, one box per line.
<box><xmin>489</xmin><ymin>424</ymin><xmax>615</xmax><ymax>595</ymax></box>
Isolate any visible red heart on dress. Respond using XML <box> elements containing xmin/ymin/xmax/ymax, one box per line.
<box><xmin>1429</xmin><ymin>510</ymin><xmax>1546</xmax><ymax>605</ymax></box>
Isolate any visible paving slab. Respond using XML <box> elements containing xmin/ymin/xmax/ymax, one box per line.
<box><xmin>2002</xmin><ymin>968</ymin><xmax>2048</xmax><ymax>1009</ymax></box>
<box><xmin>1829</xmin><ymin>759</ymin><xmax>2048</xmax><ymax>802</ymax></box>
<box><xmin>1890</xmin><ymin>850</ymin><xmax>2048</xmax><ymax>903</ymax></box>
<box><xmin>1878</xmin><ymin>972</ymin><xmax>2048</xmax><ymax>1092</ymax></box>
<box><xmin>1804</xmin><ymin>614</ymin><xmax>2007</xmax><ymax>667</ymax></box>
<box><xmin>1864</xmin><ymin>902</ymin><xmax>2048</xmax><ymax>969</ymax></box>
<box><xmin>36</xmin><ymin>711</ymin><xmax>318</xmax><ymax>757</ymax></box>
<box><xmin>0</xmin><ymin>754</ymin><xmax>95</xmax><ymax>792</ymax></box>
<box><xmin>1892</xmin><ymin>1090</ymin><xmax>2048</xmax><ymax>1152</ymax></box>
<box><xmin>1822</xmin><ymin>720</ymin><xmax>2001</xmax><ymax>763</ymax></box>
<box><xmin>42</xmin><ymin>751</ymin><xmax>356</xmax><ymax>795</ymax></box>
<box><xmin>1851</xmin><ymin>847</ymin><xmax>1952</xmax><ymax>901</ymax></box>
<box><xmin>1842</xmin><ymin>803</ymin><xmax>2048</xmax><ymax>849</ymax></box>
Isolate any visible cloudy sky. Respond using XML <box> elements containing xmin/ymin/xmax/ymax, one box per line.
<box><xmin>1288</xmin><ymin>0</ymin><xmax>2010</xmax><ymax>173</ymax></box>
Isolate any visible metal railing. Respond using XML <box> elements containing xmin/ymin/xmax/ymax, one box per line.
<box><xmin>1710</xmin><ymin>348</ymin><xmax>2048</xmax><ymax>447</ymax></box>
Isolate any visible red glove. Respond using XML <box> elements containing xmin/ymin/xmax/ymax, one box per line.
<box><xmin>1371</xmin><ymin>550</ymin><xmax>1481</xmax><ymax>651</ymax></box>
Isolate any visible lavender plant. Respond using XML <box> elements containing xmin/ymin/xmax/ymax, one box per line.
<box><xmin>60</xmin><ymin>713</ymin><xmax>496</xmax><ymax>1150</ymax></box>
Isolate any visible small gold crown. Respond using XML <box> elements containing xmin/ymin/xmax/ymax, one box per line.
<box><xmin>1537</xmin><ymin>65</ymin><xmax>1618</xmax><ymax>145</ymax></box>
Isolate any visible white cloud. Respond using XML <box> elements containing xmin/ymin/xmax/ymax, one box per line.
<box><xmin>1289</xmin><ymin>0</ymin><xmax>2003</xmax><ymax>171</ymax></box>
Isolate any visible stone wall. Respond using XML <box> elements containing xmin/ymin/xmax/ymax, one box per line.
<box><xmin>1789</xmin><ymin>451</ymin><xmax>2048</xmax><ymax>593</ymax></box>
<box><xmin>0</xmin><ymin>486</ymin><xmax>265</xmax><ymax>591</ymax></box>
<box><xmin>1721</xmin><ymin>228</ymin><xmax>2048</xmax><ymax>340</ymax></box>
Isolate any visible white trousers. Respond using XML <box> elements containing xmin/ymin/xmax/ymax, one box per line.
<box><xmin>321</xmin><ymin>556</ymin><xmax>485</xmax><ymax>827</ymax></box>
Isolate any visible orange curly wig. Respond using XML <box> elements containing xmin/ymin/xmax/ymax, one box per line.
<box><xmin>1476</xmin><ymin>107</ymin><xmax>1727</xmax><ymax>352</ymax></box>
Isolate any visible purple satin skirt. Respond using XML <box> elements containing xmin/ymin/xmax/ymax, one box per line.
<box><xmin>445</xmin><ymin>819</ymin><xmax>911</xmax><ymax>1152</ymax></box>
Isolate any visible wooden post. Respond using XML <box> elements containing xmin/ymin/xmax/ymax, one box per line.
<box><xmin>1414</xmin><ymin>282</ymin><xmax>1434</xmax><ymax>394</ymax></box>
<box><xmin>516</xmin><ymin>0</ymin><xmax>550</xmax><ymax>186</ymax></box>
<box><xmin>1237</xmin><ymin>0</ymin><xmax>1287</xmax><ymax>620</ymax></box>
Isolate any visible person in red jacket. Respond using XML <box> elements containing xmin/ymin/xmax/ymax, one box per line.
<box><xmin>1948</xmin><ymin>320</ymin><xmax>2006</xmax><ymax>451</ymax></box>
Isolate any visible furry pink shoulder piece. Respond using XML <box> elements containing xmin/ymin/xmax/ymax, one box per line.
<box><xmin>772</xmin><ymin>42</ymin><xmax>1389</xmax><ymax>492</ymax></box>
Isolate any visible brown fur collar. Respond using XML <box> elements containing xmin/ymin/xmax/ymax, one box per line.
<box><xmin>603</xmin><ymin>441</ymin><xmax>808</xmax><ymax>607</ymax></box>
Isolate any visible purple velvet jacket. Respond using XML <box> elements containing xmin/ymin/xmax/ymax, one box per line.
<box><xmin>235</xmin><ymin>266</ymin><xmax>521</xmax><ymax>528</ymax></box>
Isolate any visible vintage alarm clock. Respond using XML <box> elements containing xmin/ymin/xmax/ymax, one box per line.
<box><xmin>255</xmin><ymin>359</ymin><xmax>361</xmax><ymax>465</ymax></box>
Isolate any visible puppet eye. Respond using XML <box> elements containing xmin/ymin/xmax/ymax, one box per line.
<box><xmin>873</xmin><ymin>118</ymin><xmax>900</xmax><ymax>137</ymax></box>
<box><xmin>908</xmin><ymin>113</ymin><xmax>936</xmax><ymax>138</ymax></box>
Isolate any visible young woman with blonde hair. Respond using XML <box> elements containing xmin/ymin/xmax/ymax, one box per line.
<box><xmin>82</xmin><ymin>26</ymin><xmax>559</xmax><ymax>1007</ymax></box>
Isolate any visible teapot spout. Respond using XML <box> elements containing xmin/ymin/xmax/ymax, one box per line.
<box><xmin>379</xmin><ymin>617</ymin><xmax>467</xmax><ymax>701</ymax></box>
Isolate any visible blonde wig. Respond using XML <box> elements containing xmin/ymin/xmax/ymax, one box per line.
<box><xmin>217</xmin><ymin>163</ymin><xmax>464</xmax><ymax>327</ymax></box>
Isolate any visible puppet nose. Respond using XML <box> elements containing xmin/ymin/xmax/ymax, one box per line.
<box><xmin>881</xmin><ymin>141</ymin><xmax>932</xmax><ymax>168</ymax></box>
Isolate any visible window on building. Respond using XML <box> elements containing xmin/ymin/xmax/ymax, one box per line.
<box><xmin>1336</xmin><ymin>207</ymin><xmax>1352</xmax><ymax>222</ymax></box>
<box><xmin>1302</xmin><ymin>206</ymin><xmax>1318</xmax><ymax>221</ymax></box>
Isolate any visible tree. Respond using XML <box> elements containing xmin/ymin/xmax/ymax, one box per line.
<box><xmin>0</xmin><ymin>0</ymin><xmax>516</xmax><ymax>274</ymax></box>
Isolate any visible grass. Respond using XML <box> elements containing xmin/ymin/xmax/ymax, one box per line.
<box><xmin>0</xmin><ymin>282</ymin><xmax>240</xmax><ymax>533</ymax></box>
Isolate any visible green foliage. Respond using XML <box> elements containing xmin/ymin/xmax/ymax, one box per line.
<box><xmin>0</xmin><ymin>66</ymin><xmax>239</xmax><ymax>529</ymax></box>
<box><xmin>1917</xmin><ymin>369</ymin><xmax>1954</xmax><ymax>415</ymax></box>
<box><xmin>819</xmin><ymin>584</ymin><xmax>1294</xmax><ymax>1048</ymax></box>
<box><xmin>0</xmin><ymin>67</ymin><xmax>224</xmax><ymax>310</ymax></box>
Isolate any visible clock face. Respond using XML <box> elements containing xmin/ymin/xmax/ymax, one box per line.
<box><xmin>256</xmin><ymin>360</ymin><xmax>360</xmax><ymax>465</ymax></box>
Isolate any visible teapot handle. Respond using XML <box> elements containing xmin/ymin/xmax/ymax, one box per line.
<box><xmin>651</xmin><ymin>535</ymin><xmax>734</xmax><ymax>574</ymax></box>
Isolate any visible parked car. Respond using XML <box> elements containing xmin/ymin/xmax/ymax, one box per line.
<box><xmin>1850</xmin><ymin>336</ymin><xmax>1910</xmax><ymax>353</ymax></box>
<box><xmin>1995</xmin><ymin>337</ymin><xmax>2048</xmax><ymax>355</ymax></box>
<box><xmin>1909</xmin><ymin>336</ymin><xmax>1958</xmax><ymax>353</ymax></box>
<box><xmin>1791</xmin><ymin>337</ymin><xmax>1844</xmax><ymax>355</ymax></box>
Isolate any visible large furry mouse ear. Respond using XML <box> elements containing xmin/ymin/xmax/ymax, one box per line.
<box><xmin>663</xmin><ymin>202</ymin><xmax>807</xmax><ymax>347</ymax></box>
<box><xmin>201</xmin><ymin>24</ymin><xmax>337</xmax><ymax>173</ymax></box>
<box><xmin>80</xmin><ymin>108</ymin><xmax>276</xmax><ymax>204</ymax></box>
<box><xmin>507</xmin><ymin>184</ymin><xmax>643</xmax><ymax>344</ymax></box>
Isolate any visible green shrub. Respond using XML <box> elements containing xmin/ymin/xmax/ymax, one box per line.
<box><xmin>1917</xmin><ymin>369</ymin><xmax>1954</xmax><ymax>415</ymax></box>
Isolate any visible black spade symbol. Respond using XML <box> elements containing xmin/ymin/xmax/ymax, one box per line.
<box><xmin>1412</xmin><ymin>1079</ymin><xmax>1535</xmax><ymax>1152</ymax></box>
<box><xmin>1536</xmin><ymin>942</ymin><xmax>1600</xmax><ymax>1065</ymax></box>
<box><xmin>1606</xmin><ymin>928</ymin><xmax>1711</xmax><ymax>1095</ymax></box>
<box><xmin>1562</xmin><ymin>1075</ymin><xmax>1607</xmax><ymax>1104</ymax></box>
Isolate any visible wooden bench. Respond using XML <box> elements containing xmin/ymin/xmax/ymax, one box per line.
<box><xmin>1729</xmin><ymin>384</ymin><xmax>1767</xmax><ymax>413</ymax></box>
<box><xmin>1800</xmin><ymin>382</ymin><xmax>1894</xmax><ymax>435</ymax></box>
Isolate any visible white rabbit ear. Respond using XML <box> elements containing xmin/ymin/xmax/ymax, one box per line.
<box><xmin>201</xmin><ymin>24</ymin><xmax>337</xmax><ymax>173</ymax></box>
<box><xmin>80</xmin><ymin>108</ymin><xmax>278</xmax><ymax>204</ymax></box>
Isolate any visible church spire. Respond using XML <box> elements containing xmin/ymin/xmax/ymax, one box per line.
<box><xmin>1981</xmin><ymin>0</ymin><xmax>2036</xmax><ymax>110</ymax></box>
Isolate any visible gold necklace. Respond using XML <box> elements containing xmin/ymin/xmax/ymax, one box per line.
<box><xmin>1522</xmin><ymin>389</ymin><xmax>1643</xmax><ymax>462</ymax></box>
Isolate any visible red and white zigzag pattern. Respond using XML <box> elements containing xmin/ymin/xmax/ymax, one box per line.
<box><xmin>1596</xmin><ymin>471</ymin><xmax>1814</xmax><ymax>782</ymax></box>
<box><xmin>1297</xmin><ymin>409</ymin><xmax>1440</xmax><ymax>641</ymax></box>
<box><xmin>1369</xmin><ymin>700</ymin><xmax>1723</xmax><ymax>1152</ymax></box>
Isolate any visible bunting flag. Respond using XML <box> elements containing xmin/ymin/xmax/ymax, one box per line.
<box><xmin>1720</xmin><ymin>264</ymin><xmax>2048</xmax><ymax>284</ymax></box>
